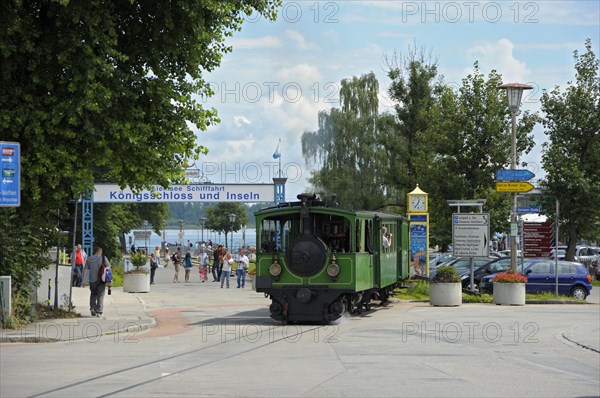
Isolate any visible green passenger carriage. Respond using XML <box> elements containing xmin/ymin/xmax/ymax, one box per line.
<box><xmin>255</xmin><ymin>194</ymin><xmax>410</xmax><ymax>323</ymax></box>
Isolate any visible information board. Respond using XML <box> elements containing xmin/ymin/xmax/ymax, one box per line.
<box><xmin>0</xmin><ymin>142</ymin><xmax>20</xmax><ymax>207</ymax></box>
<box><xmin>452</xmin><ymin>213</ymin><xmax>490</xmax><ymax>257</ymax></box>
<box><xmin>523</xmin><ymin>222</ymin><xmax>554</xmax><ymax>258</ymax></box>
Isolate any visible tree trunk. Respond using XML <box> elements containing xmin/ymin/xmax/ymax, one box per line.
<box><xmin>565</xmin><ymin>221</ymin><xmax>577</xmax><ymax>261</ymax></box>
<box><xmin>119</xmin><ymin>233</ymin><xmax>127</xmax><ymax>253</ymax></box>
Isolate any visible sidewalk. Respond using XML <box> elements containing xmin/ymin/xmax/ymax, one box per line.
<box><xmin>0</xmin><ymin>285</ymin><xmax>155</xmax><ymax>343</ymax></box>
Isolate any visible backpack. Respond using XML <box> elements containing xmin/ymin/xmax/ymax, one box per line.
<box><xmin>171</xmin><ymin>253</ymin><xmax>178</xmax><ymax>263</ymax></box>
<box><xmin>99</xmin><ymin>256</ymin><xmax>113</xmax><ymax>284</ymax></box>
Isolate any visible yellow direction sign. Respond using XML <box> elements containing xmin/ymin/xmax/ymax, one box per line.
<box><xmin>495</xmin><ymin>181</ymin><xmax>534</xmax><ymax>193</ymax></box>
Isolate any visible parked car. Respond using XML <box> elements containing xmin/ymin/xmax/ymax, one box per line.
<box><xmin>549</xmin><ymin>248</ymin><xmax>566</xmax><ymax>260</ymax></box>
<box><xmin>460</xmin><ymin>257</ymin><xmax>513</xmax><ymax>291</ymax></box>
<box><xmin>429</xmin><ymin>252</ymin><xmax>454</xmax><ymax>268</ymax></box>
<box><xmin>429</xmin><ymin>257</ymin><xmax>495</xmax><ymax>280</ymax></box>
<box><xmin>574</xmin><ymin>246</ymin><xmax>600</xmax><ymax>274</ymax></box>
<box><xmin>497</xmin><ymin>250</ymin><xmax>522</xmax><ymax>257</ymax></box>
<box><xmin>479</xmin><ymin>259</ymin><xmax>593</xmax><ymax>299</ymax></box>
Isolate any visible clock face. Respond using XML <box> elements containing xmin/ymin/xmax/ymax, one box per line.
<box><xmin>411</xmin><ymin>196</ymin><xmax>426</xmax><ymax>211</ymax></box>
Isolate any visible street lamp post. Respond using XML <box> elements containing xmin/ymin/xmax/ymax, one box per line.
<box><xmin>228</xmin><ymin>213</ymin><xmax>237</xmax><ymax>250</ymax></box>
<box><xmin>143</xmin><ymin>220</ymin><xmax>149</xmax><ymax>253</ymax></box>
<box><xmin>498</xmin><ymin>83</ymin><xmax>533</xmax><ymax>272</ymax></box>
<box><xmin>200</xmin><ymin>217</ymin><xmax>206</xmax><ymax>243</ymax></box>
<box><xmin>178</xmin><ymin>219</ymin><xmax>184</xmax><ymax>245</ymax></box>
<box><xmin>242</xmin><ymin>224</ymin><xmax>246</xmax><ymax>247</ymax></box>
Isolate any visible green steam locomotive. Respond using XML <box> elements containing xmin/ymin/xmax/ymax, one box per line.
<box><xmin>254</xmin><ymin>194</ymin><xmax>410</xmax><ymax>323</ymax></box>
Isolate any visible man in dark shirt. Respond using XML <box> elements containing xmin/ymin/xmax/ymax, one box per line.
<box><xmin>82</xmin><ymin>246</ymin><xmax>110</xmax><ymax>317</ymax></box>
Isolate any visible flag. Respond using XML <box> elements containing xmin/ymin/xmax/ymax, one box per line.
<box><xmin>272</xmin><ymin>139</ymin><xmax>281</xmax><ymax>159</ymax></box>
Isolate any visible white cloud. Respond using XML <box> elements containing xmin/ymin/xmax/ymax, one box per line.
<box><xmin>233</xmin><ymin>116</ymin><xmax>251</xmax><ymax>127</ymax></box>
<box><xmin>285</xmin><ymin>30</ymin><xmax>317</xmax><ymax>50</ymax></box>
<box><xmin>467</xmin><ymin>38</ymin><xmax>531</xmax><ymax>83</ymax></box>
<box><xmin>231</xmin><ymin>35</ymin><xmax>282</xmax><ymax>49</ymax></box>
<box><xmin>276</xmin><ymin>64</ymin><xmax>323</xmax><ymax>84</ymax></box>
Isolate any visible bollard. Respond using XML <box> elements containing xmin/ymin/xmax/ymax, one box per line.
<box><xmin>47</xmin><ymin>278</ymin><xmax>52</xmax><ymax>307</ymax></box>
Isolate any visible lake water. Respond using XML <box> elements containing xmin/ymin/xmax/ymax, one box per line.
<box><xmin>125</xmin><ymin>228</ymin><xmax>257</xmax><ymax>251</ymax></box>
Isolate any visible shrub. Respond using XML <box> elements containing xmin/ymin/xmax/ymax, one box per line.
<box><xmin>431</xmin><ymin>265</ymin><xmax>460</xmax><ymax>283</ymax></box>
<box><xmin>128</xmin><ymin>251</ymin><xmax>148</xmax><ymax>274</ymax></box>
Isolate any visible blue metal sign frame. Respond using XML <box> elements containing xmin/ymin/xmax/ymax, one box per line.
<box><xmin>0</xmin><ymin>141</ymin><xmax>21</xmax><ymax>207</ymax></box>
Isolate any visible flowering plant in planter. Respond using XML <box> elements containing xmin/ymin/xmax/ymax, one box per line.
<box><xmin>492</xmin><ymin>270</ymin><xmax>527</xmax><ymax>283</ymax></box>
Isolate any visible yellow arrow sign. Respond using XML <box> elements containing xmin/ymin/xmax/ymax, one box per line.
<box><xmin>495</xmin><ymin>181</ymin><xmax>534</xmax><ymax>193</ymax></box>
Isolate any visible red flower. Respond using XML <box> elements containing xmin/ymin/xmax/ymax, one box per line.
<box><xmin>492</xmin><ymin>270</ymin><xmax>528</xmax><ymax>283</ymax></box>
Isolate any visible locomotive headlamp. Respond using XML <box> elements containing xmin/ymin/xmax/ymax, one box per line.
<box><xmin>327</xmin><ymin>255</ymin><xmax>340</xmax><ymax>277</ymax></box>
<box><xmin>269</xmin><ymin>260</ymin><xmax>282</xmax><ymax>277</ymax></box>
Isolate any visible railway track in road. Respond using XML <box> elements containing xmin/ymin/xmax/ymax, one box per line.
<box><xmin>28</xmin><ymin>324</ymin><xmax>325</xmax><ymax>398</ymax></box>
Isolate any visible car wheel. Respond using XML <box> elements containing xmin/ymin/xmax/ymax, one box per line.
<box><xmin>571</xmin><ymin>286</ymin><xmax>587</xmax><ymax>300</ymax></box>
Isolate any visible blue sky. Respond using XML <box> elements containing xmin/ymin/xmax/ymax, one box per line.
<box><xmin>194</xmin><ymin>0</ymin><xmax>599</xmax><ymax>201</ymax></box>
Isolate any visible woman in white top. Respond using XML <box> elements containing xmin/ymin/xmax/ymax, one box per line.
<box><xmin>198</xmin><ymin>250</ymin><xmax>209</xmax><ymax>282</ymax></box>
<box><xmin>220</xmin><ymin>251</ymin><xmax>233</xmax><ymax>288</ymax></box>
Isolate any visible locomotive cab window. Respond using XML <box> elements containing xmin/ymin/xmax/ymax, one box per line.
<box><xmin>259</xmin><ymin>213</ymin><xmax>352</xmax><ymax>253</ymax></box>
<box><xmin>315</xmin><ymin>214</ymin><xmax>352</xmax><ymax>253</ymax></box>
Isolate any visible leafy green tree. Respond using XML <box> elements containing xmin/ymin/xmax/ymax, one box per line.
<box><xmin>92</xmin><ymin>203</ymin><xmax>170</xmax><ymax>258</ymax></box>
<box><xmin>205</xmin><ymin>203</ymin><xmax>248</xmax><ymax>248</ymax></box>
<box><xmin>0</xmin><ymin>0</ymin><xmax>280</xmax><ymax>318</ymax></box>
<box><xmin>385</xmin><ymin>46</ymin><xmax>440</xmax><ymax>193</ymax></box>
<box><xmin>302</xmin><ymin>72</ymin><xmax>387</xmax><ymax>210</ymax></box>
<box><xmin>417</xmin><ymin>64</ymin><xmax>538</xmax><ymax>249</ymax></box>
<box><xmin>539</xmin><ymin>39</ymin><xmax>600</xmax><ymax>259</ymax></box>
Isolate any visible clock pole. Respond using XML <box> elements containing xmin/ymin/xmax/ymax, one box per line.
<box><xmin>407</xmin><ymin>185</ymin><xmax>429</xmax><ymax>278</ymax></box>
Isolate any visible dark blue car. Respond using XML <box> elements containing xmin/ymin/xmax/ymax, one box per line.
<box><xmin>480</xmin><ymin>259</ymin><xmax>593</xmax><ymax>299</ymax></box>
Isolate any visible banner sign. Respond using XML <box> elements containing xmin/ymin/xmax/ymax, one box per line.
<box><xmin>93</xmin><ymin>184</ymin><xmax>275</xmax><ymax>203</ymax></box>
<box><xmin>0</xmin><ymin>141</ymin><xmax>20</xmax><ymax>207</ymax></box>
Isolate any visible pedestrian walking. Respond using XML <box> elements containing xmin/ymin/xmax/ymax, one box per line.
<box><xmin>184</xmin><ymin>252</ymin><xmax>193</xmax><ymax>283</ymax></box>
<box><xmin>154</xmin><ymin>246</ymin><xmax>161</xmax><ymax>267</ymax></box>
<box><xmin>164</xmin><ymin>247</ymin><xmax>170</xmax><ymax>268</ymax></box>
<box><xmin>221</xmin><ymin>251</ymin><xmax>233</xmax><ymax>288</ymax></box>
<box><xmin>172</xmin><ymin>246</ymin><xmax>182</xmax><ymax>283</ymax></box>
<box><xmin>199</xmin><ymin>249</ymin><xmax>209</xmax><ymax>282</ymax></box>
<box><xmin>236</xmin><ymin>249</ymin><xmax>249</xmax><ymax>288</ymax></box>
<box><xmin>212</xmin><ymin>245</ymin><xmax>223</xmax><ymax>282</ymax></box>
<box><xmin>71</xmin><ymin>244</ymin><xmax>87</xmax><ymax>287</ymax></box>
<box><xmin>82</xmin><ymin>246</ymin><xmax>110</xmax><ymax>317</ymax></box>
<box><xmin>150</xmin><ymin>252</ymin><xmax>158</xmax><ymax>284</ymax></box>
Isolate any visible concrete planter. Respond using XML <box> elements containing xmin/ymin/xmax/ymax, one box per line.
<box><xmin>493</xmin><ymin>283</ymin><xmax>525</xmax><ymax>306</ymax></box>
<box><xmin>429</xmin><ymin>283</ymin><xmax>462</xmax><ymax>306</ymax></box>
<box><xmin>123</xmin><ymin>272</ymin><xmax>150</xmax><ymax>293</ymax></box>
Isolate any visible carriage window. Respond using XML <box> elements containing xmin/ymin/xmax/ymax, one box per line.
<box><xmin>382</xmin><ymin>222</ymin><xmax>396</xmax><ymax>252</ymax></box>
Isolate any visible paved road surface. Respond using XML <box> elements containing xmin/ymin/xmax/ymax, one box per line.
<box><xmin>1</xmin><ymin>268</ymin><xmax>598</xmax><ymax>397</ymax></box>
